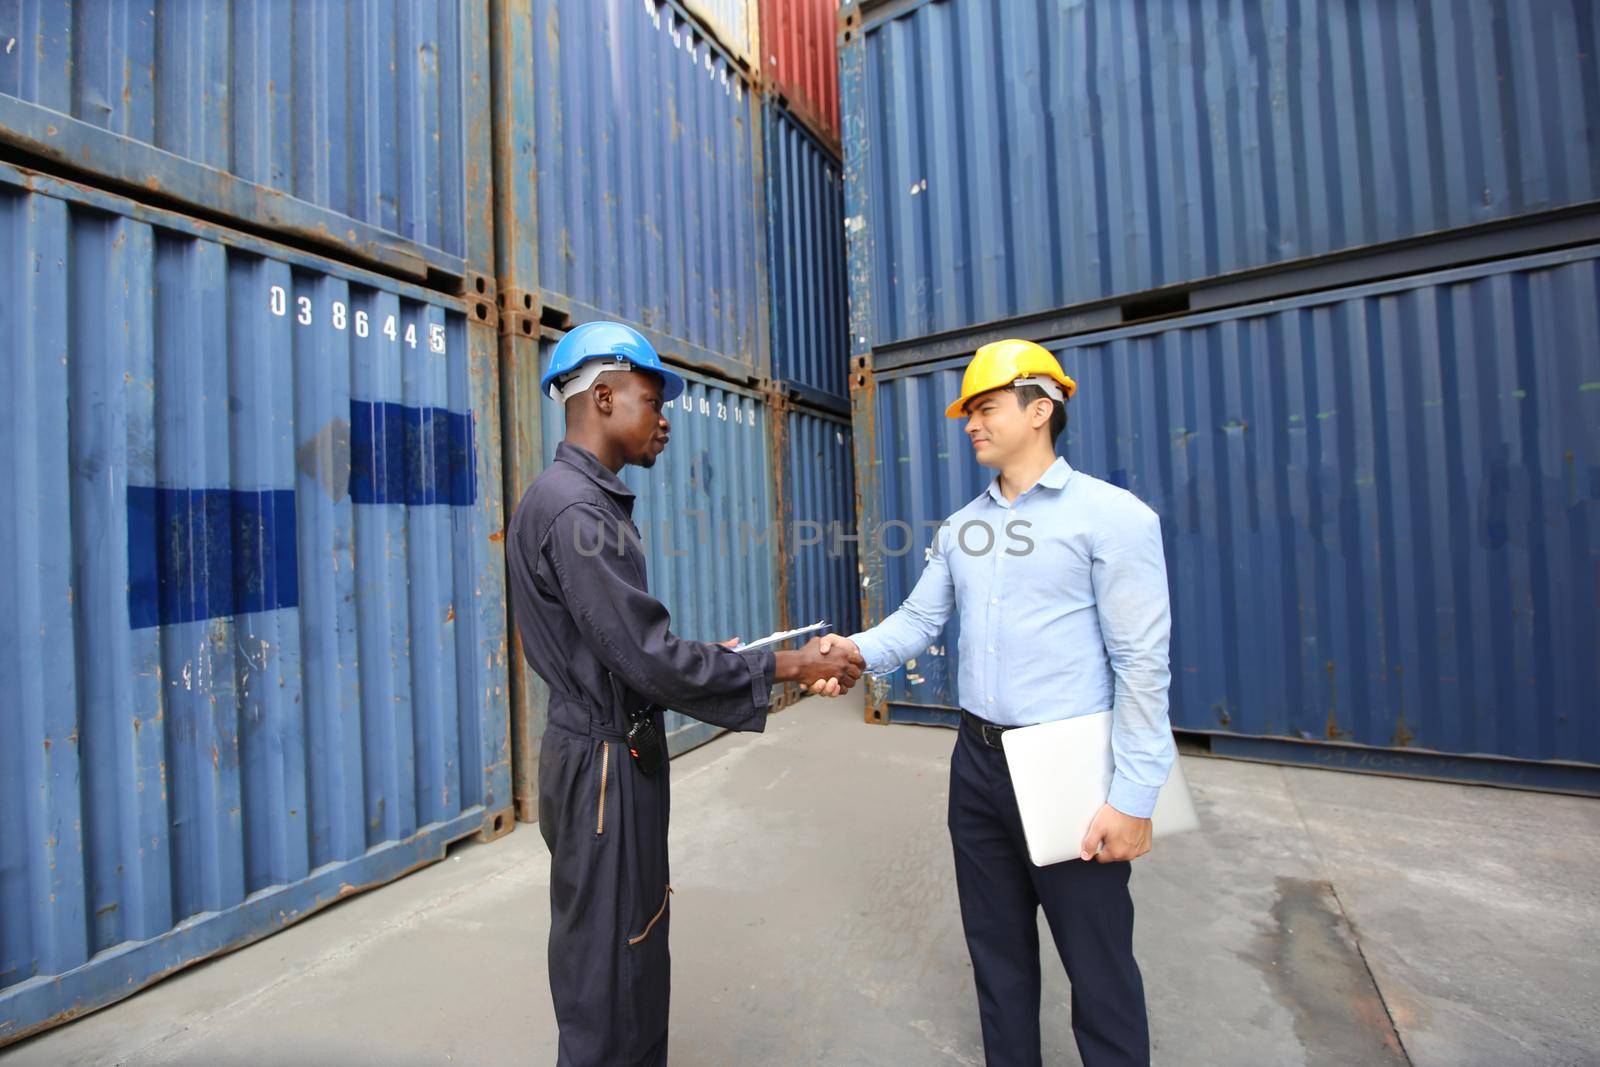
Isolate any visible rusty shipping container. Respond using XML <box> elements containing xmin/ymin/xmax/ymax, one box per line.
<box><xmin>0</xmin><ymin>160</ymin><xmax>511</xmax><ymax>1045</ymax></box>
<box><xmin>839</xmin><ymin>0</ymin><xmax>1600</xmax><ymax>351</ymax></box>
<box><xmin>765</xmin><ymin>98</ymin><xmax>850</xmax><ymax>407</ymax></box>
<box><xmin>0</xmin><ymin>0</ymin><xmax>496</xmax><ymax>289</ymax></box>
<box><xmin>852</xmin><ymin>245</ymin><xmax>1600</xmax><ymax>793</ymax></box>
<box><xmin>759</xmin><ymin>0</ymin><xmax>841</xmax><ymax>151</ymax></box>
<box><xmin>773</xmin><ymin>398</ymin><xmax>861</xmax><ymax>640</ymax></box>
<box><xmin>492</xmin><ymin>0</ymin><xmax>769</xmax><ymax>384</ymax></box>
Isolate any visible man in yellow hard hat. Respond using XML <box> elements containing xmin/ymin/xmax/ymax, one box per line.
<box><xmin>822</xmin><ymin>338</ymin><xmax>1174</xmax><ymax>1066</ymax></box>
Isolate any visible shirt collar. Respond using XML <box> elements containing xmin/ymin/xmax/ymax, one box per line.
<box><xmin>986</xmin><ymin>456</ymin><xmax>1073</xmax><ymax>506</ymax></box>
<box><xmin>556</xmin><ymin>441</ymin><xmax>637</xmax><ymax>505</ymax></box>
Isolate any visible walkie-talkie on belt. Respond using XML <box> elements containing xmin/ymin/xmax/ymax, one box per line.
<box><xmin>625</xmin><ymin>705</ymin><xmax>664</xmax><ymax>775</ymax></box>
<box><xmin>606</xmin><ymin>670</ymin><xmax>665</xmax><ymax>775</ymax></box>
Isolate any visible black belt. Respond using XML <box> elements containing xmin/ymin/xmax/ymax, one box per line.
<box><xmin>962</xmin><ymin>709</ymin><xmax>1015</xmax><ymax>750</ymax></box>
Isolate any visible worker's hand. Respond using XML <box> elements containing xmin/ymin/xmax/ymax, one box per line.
<box><xmin>775</xmin><ymin>637</ymin><xmax>864</xmax><ymax>695</ymax></box>
<box><xmin>730</xmin><ymin>636</ymin><xmax>841</xmax><ymax>696</ymax></box>
<box><xmin>817</xmin><ymin>635</ymin><xmax>860</xmax><ymax>660</ymax></box>
<box><xmin>806</xmin><ymin>636</ymin><xmax>864</xmax><ymax>697</ymax></box>
<box><xmin>1080</xmin><ymin>803</ymin><xmax>1153</xmax><ymax>862</ymax></box>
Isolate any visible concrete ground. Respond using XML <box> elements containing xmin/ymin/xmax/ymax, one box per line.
<box><xmin>5</xmin><ymin>693</ymin><xmax>1597</xmax><ymax>1066</ymax></box>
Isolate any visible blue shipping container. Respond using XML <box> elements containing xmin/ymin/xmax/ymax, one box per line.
<box><xmin>0</xmin><ymin>162</ymin><xmax>511</xmax><ymax>1044</ymax></box>
<box><xmin>766</xmin><ymin>99</ymin><xmax>850</xmax><ymax>406</ymax></box>
<box><xmin>0</xmin><ymin>0</ymin><xmax>491</xmax><ymax>283</ymax></box>
<box><xmin>854</xmin><ymin>245</ymin><xmax>1600</xmax><ymax>787</ymax></box>
<box><xmin>776</xmin><ymin>401</ymin><xmax>862</xmax><ymax>638</ymax></box>
<box><xmin>530</xmin><ymin>337</ymin><xmax>782</xmax><ymax>757</ymax></box>
<box><xmin>840</xmin><ymin>0</ymin><xmax>1600</xmax><ymax>349</ymax></box>
<box><xmin>512</xmin><ymin>0</ymin><xmax>768</xmax><ymax>380</ymax></box>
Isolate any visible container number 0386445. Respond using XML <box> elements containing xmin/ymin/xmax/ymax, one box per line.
<box><xmin>268</xmin><ymin>285</ymin><xmax>448</xmax><ymax>354</ymax></box>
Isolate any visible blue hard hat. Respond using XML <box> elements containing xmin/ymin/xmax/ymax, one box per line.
<box><xmin>540</xmin><ymin>321</ymin><xmax>687</xmax><ymax>405</ymax></box>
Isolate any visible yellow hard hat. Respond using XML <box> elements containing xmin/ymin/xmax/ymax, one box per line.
<box><xmin>945</xmin><ymin>339</ymin><xmax>1078</xmax><ymax>419</ymax></box>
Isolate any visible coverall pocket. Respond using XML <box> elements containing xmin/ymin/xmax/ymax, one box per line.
<box><xmin>627</xmin><ymin>884</ymin><xmax>672</xmax><ymax>946</ymax></box>
<box><xmin>594</xmin><ymin>740</ymin><xmax>611</xmax><ymax>836</ymax></box>
<box><xmin>622</xmin><ymin>883</ymin><xmax>673</xmax><ymax>1047</ymax></box>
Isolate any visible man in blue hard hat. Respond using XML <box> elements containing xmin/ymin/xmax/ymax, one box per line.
<box><xmin>505</xmin><ymin>320</ymin><xmax>864</xmax><ymax>1066</ymax></box>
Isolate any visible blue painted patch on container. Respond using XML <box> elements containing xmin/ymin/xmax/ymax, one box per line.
<box><xmin>127</xmin><ymin>488</ymin><xmax>299</xmax><ymax>630</ymax></box>
<box><xmin>349</xmin><ymin>400</ymin><xmax>476</xmax><ymax>507</ymax></box>
<box><xmin>126</xmin><ymin>399</ymin><xmax>475</xmax><ymax>628</ymax></box>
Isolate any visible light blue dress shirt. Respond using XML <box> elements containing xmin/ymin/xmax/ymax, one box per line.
<box><xmin>850</xmin><ymin>457</ymin><xmax>1176</xmax><ymax>818</ymax></box>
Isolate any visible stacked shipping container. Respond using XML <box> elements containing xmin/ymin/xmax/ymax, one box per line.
<box><xmin>488</xmin><ymin>0</ymin><xmax>857</xmax><ymax>815</ymax></box>
<box><xmin>7</xmin><ymin>0</ymin><xmax>1591</xmax><ymax>1044</ymax></box>
<box><xmin>841</xmin><ymin>0</ymin><xmax>1600</xmax><ymax>350</ymax></box>
<box><xmin>757</xmin><ymin>0</ymin><xmax>861</xmax><ymax>663</ymax></box>
<box><xmin>0</xmin><ymin>0</ymin><xmax>856</xmax><ymax>1043</ymax></box>
<box><xmin>493</xmin><ymin>0</ymin><xmax>774</xmax><ymax>814</ymax></box>
<box><xmin>840</xmin><ymin>0</ymin><xmax>1600</xmax><ymax>792</ymax></box>
<box><xmin>760</xmin><ymin>0</ymin><xmax>842</xmax><ymax>152</ymax></box>
<box><xmin>0</xmin><ymin>0</ymin><xmax>496</xmax><ymax>292</ymax></box>
<box><xmin>491</xmin><ymin>0</ymin><xmax>779</xmax><ymax>812</ymax></box>
<box><xmin>0</xmin><ymin>0</ymin><xmax>508</xmax><ymax>1043</ymax></box>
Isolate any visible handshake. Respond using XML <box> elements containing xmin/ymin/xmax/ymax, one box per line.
<box><xmin>770</xmin><ymin>635</ymin><xmax>865</xmax><ymax>698</ymax></box>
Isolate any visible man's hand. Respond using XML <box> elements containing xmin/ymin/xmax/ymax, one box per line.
<box><xmin>817</xmin><ymin>635</ymin><xmax>859</xmax><ymax>660</ymax></box>
<box><xmin>723</xmin><ymin>635</ymin><xmax>837</xmax><ymax>695</ymax></box>
<box><xmin>808</xmin><ymin>636</ymin><xmax>864</xmax><ymax>697</ymax></box>
<box><xmin>814</xmin><ymin>635</ymin><xmax>866</xmax><ymax>697</ymax></box>
<box><xmin>774</xmin><ymin>636</ymin><xmax>865</xmax><ymax>696</ymax></box>
<box><xmin>807</xmin><ymin>635</ymin><xmax>865</xmax><ymax>697</ymax></box>
<box><xmin>1080</xmin><ymin>803</ymin><xmax>1153</xmax><ymax>862</ymax></box>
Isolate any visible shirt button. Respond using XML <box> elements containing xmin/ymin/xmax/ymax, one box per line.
<box><xmin>991</xmin><ymin>597</ymin><xmax>999</xmax><ymax>605</ymax></box>
<box><xmin>987</xmin><ymin>697</ymin><xmax>995</xmax><ymax>704</ymax></box>
<box><xmin>988</xmin><ymin>646</ymin><xmax>996</xmax><ymax>653</ymax></box>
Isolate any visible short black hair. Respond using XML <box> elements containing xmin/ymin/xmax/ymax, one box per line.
<box><xmin>1013</xmin><ymin>384</ymin><xmax>1067</xmax><ymax>444</ymax></box>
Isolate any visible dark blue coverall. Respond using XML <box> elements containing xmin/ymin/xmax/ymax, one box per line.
<box><xmin>507</xmin><ymin>442</ymin><xmax>778</xmax><ymax>1066</ymax></box>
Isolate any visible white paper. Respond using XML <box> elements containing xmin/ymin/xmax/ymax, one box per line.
<box><xmin>731</xmin><ymin>621</ymin><xmax>829</xmax><ymax>653</ymax></box>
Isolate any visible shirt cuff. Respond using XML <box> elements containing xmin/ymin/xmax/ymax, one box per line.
<box><xmin>848</xmin><ymin>631</ymin><xmax>896</xmax><ymax>675</ymax></box>
<box><xmin>1106</xmin><ymin>772</ymin><xmax>1160</xmax><ymax>820</ymax></box>
<box><xmin>741</xmin><ymin>649</ymin><xmax>777</xmax><ymax>709</ymax></box>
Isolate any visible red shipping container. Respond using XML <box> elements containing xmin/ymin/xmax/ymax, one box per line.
<box><xmin>758</xmin><ymin>0</ymin><xmax>840</xmax><ymax>154</ymax></box>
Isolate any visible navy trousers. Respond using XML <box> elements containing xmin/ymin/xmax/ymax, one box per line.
<box><xmin>948</xmin><ymin>716</ymin><xmax>1151</xmax><ymax>1067</ymax></box>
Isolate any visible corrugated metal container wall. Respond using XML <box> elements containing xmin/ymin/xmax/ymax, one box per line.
<box><xmin>776</xmin><ymin>402</ymin><xmax>861</xmax><ymax>638</ymax></box>
<box><xmin>532</xmin><ymin>339</ymin><xmax>782</xmax><ymax>757</ymax></box>
<box><xmin>765</xmin><ymin>100</ymin><xmax>849</xmax><ymax>407</ymax></box>
<box><xmin>854</xmin><ymin>357</ymin><xmax>1040</xmax><ymax>717</ymax></box>
<box><xmin>679</xmin><ymin>0</ymin><xmax>759</xmax><ymax>71</ymax></box>
<box><xmin>759</xmin><ymin>0</ymin><xmax>841</xmax><ymax>150</ymax></box>
<box><xmin>0</xmin><ymin>0</ymin><xmax>488</xmax><ymax>283</ymax></box>
<box><xmin>840</xmin><ymin>0</ymin><xmax>1600</xmax><ymax>348</ymax></box>
<box><xmin>0</xmin><ymin>165</ymin><xmax>510</xmax><ymax>1044</ymax></box>
<box><xmin>527</xmin><ymin>0</ymin><xmax>768</xmax><ymax>380</ymax></box>
<box><xmin>858</xmin><ymin>246</ymin><xmax>1600</xmax><ymax>783</ymax></box>
<box><xmin>497</xmin><ymin>329</ymin><xmax>550</xmax><ymax>823</ymax></box>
